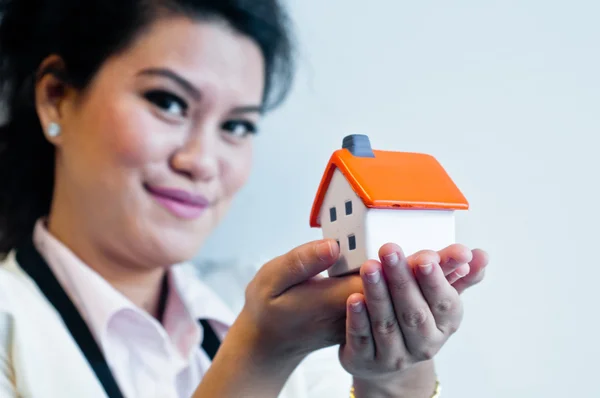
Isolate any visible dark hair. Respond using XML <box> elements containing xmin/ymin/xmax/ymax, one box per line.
<box><xmin>0</xmin><ymin>0</ymin><xmax>295</xmax><ymax>257</ymax></box>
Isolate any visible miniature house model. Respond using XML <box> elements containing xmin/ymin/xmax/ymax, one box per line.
<box><xmin>309</xmin><ymin>134</ymin><xmax>469</xmax><ymax>277</ymax></box>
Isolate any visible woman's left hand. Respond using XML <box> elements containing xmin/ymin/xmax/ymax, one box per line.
<box><xmin>339</xmin><ymin>243</ymin><xmax>488</xmax><ymax>394</ymax></box>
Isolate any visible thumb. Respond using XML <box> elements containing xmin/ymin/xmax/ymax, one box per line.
<box><xmin>258</xmin><ymin>239</ymin><xmax>339</xmax><ymax>297</ymax></box>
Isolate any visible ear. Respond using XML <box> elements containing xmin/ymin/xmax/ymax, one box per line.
<box><xmin>35</xmin><ymin>55</ymin><xmax>72</xmax><ymax>145</ymax></box>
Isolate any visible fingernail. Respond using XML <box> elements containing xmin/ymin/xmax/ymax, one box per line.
<box><xmin>366</xmin><ymin>270</ymin><xmax>381</xmax><ymax>284</ymax></box>
<box><xmin>350</xmin><ymin>301</ymin><xmax>364</xmax><ymax>313</ymax></box>
<box><xmin>383</xmin><ymin>252</ymin><xmax>399</xmax><ymax>266</ymax></box>
<box><xmin>317</xmin><ymin>241</ymin><xmax>333</xmax><ymax>261</ymax></box>
<box><xmin>456</xmin><ymin>268</ymin><xmax>468</xmax><ymax>277</ymax></box>
<box><xmin>419</xmin><ymin>263</ymin><xmax>433</xmax><ymax>275</ymax></box>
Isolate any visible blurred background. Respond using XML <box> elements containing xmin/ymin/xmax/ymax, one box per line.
<box><xmin>195</xmin><ymin>1</ymin><xmax>599</xmax><ymax>397</ymax></box>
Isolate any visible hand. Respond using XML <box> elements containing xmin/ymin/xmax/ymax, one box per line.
<box><xmin>195</xmin><ymin>239</ymin><xmax>363</xmax><ymax>398</ymax></box>
<box><xmin>339</xmin><ymin>243</ymin><xmax>488</xmax><ymax>396</ymax></box>
<box><xmin>235</xmin><ymin>239</ymin><xmax>362</xmax><ymax>361</ymax></box>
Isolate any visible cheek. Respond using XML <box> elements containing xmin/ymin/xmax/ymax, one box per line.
<box><xmin>221</xmin><ymin>145</ymin><xmax>253</xmax><ymax>197</ymax></box>
<box><xmin>88</xmin><ymin>97</ymin><xmax>171</xmax><ymax>169</ymax></box>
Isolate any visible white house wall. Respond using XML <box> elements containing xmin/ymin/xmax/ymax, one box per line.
<box><xmin>365</xmin><ymin>209</ymin><xmax>456</xmax><ymax>260</ymax></box>
<box><xmin>318</xmin><ymin>169</ymin><xmax>368</xmax><ymax>276</ymax></box>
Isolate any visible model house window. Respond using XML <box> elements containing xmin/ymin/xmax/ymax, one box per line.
<box><xmin>330</xmin><ymin>207</ymin><xmax>337</xmax><ymax>222</ymax></box>
<box><xmin>348</xmin><ymin>234</ymin><xmax>356</xmax><ymax>250</ymax></box>
<box><xmin>345</xmin><ymin>200</ymin><xmax>353</xmax><ymax>215</ymax></box>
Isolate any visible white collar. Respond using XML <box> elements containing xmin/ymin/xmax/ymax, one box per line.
<box><xmin>31</xmin><ymin>219</ymin><xmax>236</xmax><ymax>357</ymax></box>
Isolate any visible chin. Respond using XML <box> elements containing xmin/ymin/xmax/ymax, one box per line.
<box><xmin>166</xmin><ymin>226</ymin><xmax>211</xmax><ymax>260</ymax></box>
<box><xmin>155</xmin><ymin>234</ymin><xmax>204</xmax><ymax>265</ymax></box>
<box><xmin>132</xmin><ymin>205</ymin><xmax>219</xmax><ymax>266</ymax></box>
<box><xmin>144</xmin><ymin>244</ymin><xmax>198</xmax><ymax>269</ymax></box>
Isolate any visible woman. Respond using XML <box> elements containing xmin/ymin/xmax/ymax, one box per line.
<box><xmin>0</xmin><ymin>0</ymin><xmax>489</xmax><ymax>397</ymax></box>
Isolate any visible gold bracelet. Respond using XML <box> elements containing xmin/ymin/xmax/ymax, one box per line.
<box><xmin>431</xmin><ymin>379</ymin><xmax>442</xmax><ymax>398</ymax></box>
<box><xmin>350</xmin><ymin>379</ymin><xmax>441</xmax><ymax>398</ymax></box>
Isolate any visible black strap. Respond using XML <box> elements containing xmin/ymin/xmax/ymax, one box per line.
<box><xmin>16</xmin><ymin>237</ymin><xmax>126</xmax><ymax>398</ymax></box>
<box><xmin>15</xmin><ymin>235</ymin><xmax>221</xmax><ymax>398</ymax></box>
<box><xmin>199</xmin><ymin>319</ymin><xmax>221</xmax><ymax>359</ymax></box>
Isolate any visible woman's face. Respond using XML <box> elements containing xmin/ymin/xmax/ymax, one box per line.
<box><xmin>40</xmin><ymin>16</ymin><xmax>265</xmax><ymax>268</ymax></box>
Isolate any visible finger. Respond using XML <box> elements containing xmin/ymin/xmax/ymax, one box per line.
<box><xmin>341</xmin><ymin>294</ymin><xmax>375</xmax><ymax>364</ymax></box>
<box><xmin>453</xmin><ymin>249</ymin><xmax>489</xmax><ymax>294</ymax></box>
<box><xmin>360</xmin><ymin>260</ymin><xmax>405</xmax><ymax>360</ymax></box>
<box><xmin>409</xmin><ymin>245</ymin><xmax>473</xmax><ymax>277</ymax></box>
<box><xmin>258</xmin><ymin>239</ymin><xmax>339</xmax><ymax>296</ymax></box>
<box><xmin>292</xmin><ymin>275</ymin><xmax>363</xmax><ymax>348</ymax></box>
<box><xmin>436</xmin><ymin>244</ymin><xmax>473</xmax><ymax>276</ymax></box>
<box><xmin>298</xmin><ymin>273</ymin><xmax>363</xmax><ymax>315</ymax></box>
<box><xmin>446</xmin><ymin>263</ymin><xmax>470</xmax><ymax>284</ymax></box>
<box><xmin>414</xmin><ymin>260</ymin><xmax>463</xmax><ymax>337</ymax></box>
<box><xmin>408</xmin><ymin>250</ymin><xmax>440</xmax><ymax>271</ymax></box>
<box><xmin>379</xmin><ymin>244</ymin><xmax>438</xmax><ymax>361</ymax></box>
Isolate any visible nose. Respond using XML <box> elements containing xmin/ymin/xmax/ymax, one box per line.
<box><xmin>170</xmin><ymin>135</ymin><xmax>219</xmax><ymax>182</ymax></box>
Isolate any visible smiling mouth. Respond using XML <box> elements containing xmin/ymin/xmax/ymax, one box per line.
<box><xmin>144</xmin><ymin>184</ymin><xmax>210</xmax><ymax>220</ymax></box>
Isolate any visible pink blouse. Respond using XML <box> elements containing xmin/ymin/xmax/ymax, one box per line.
<box><xmin>32</xmin><ymin>219</ymin><xmax>235</xmax><ymax>398</ymax></box>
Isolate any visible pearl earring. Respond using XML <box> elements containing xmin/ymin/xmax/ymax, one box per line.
<box><xmin>47</xmin><ymin>123</ymin><xmax>61</xmax><ymax>138</ymax></box>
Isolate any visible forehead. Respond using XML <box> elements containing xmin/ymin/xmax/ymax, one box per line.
<box><xmin>99</xmin><ymin>16</ymin><xmax>265</xmax><ymax>104</ymax></box>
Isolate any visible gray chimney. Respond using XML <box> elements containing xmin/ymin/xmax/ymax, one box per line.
<box><xmin>342</xmin><ymin>134</ymin><xmax>375</xmax><ymax>158</ymax></box>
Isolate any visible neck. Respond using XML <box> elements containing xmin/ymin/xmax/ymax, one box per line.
<box><xmin>46</xmin><ymin>212</ymin><xmax>167</xmax><ymax>320</ymax></box>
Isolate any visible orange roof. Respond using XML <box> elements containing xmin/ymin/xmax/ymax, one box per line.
<box><xmin>309</xmin><ymin>146</ymin><xmax>469</xmax><ymax>228</ymax></box>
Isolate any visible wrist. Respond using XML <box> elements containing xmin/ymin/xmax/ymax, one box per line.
<box><xmin>224</xmin><ymin>309</ymin><xmax>305</xmax><ymax>377</ymax></box>
<box><xmin>193</xmin><ymin>311</ymin><xmax>304</xmax><ymax>398</ymax></box>
<box><xmin>352</xmin><ymin>360</ymin><xmax>437</xmax><ymax>398</ymax></box>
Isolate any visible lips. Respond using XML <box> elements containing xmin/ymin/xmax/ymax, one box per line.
<box><xmin>145</xmin><ymin>184</ymin><xmax>210</xmax><ymax>219</ymax></box>
<box><xmin>145</xmin><ymin>185</ymin><xmax>210</xmax><ymax>206</ymax></box>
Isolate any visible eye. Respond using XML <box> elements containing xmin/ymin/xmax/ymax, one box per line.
<box><xmin>222</xmin><ymin>120</ymin><xmax>258</xmax><ymax>138</ymax></box>
<box><xmin>144</xmin><ymin>90</ymin><xmax>188</xmax><ymax>117</ymax></box>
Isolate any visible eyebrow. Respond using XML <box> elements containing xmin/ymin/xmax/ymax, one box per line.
<box><xmin>231</xmin><ymin>105</ymin><xmax>265</xmax><ymax>115</ymax></box>
<box><xmin>137</xmin><ymin>68</ymin><xmax>201</xmax><ymax>100</ymax></box>
<box><xmin>137</xmin><ymin>67</ymin><xmax>264</xmax><ymax>114</ymax></box>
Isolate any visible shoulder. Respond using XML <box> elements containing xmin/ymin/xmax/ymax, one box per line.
<box><xmin>0</xmin><ymin>310</ymin><xmax>16</xmax><ymax>397</ymax></box>
<box><xmin>0</xmin><ymin>253</ymin><xmax>26</xmax><ymax>312</ymax></box>
<box><xmin>0</xmin><ymin>254</ymin><xmax>19</xmax><ymax>386</ymax></box>
<box><xmin>0</xmin><ymin>251</ymin><xmax>49</xmax><ymax>317</ymax></box>
<box><xmin>0</xmin><ymin>263</ymin><xmax>15</xmax><ymax>343</ymax></box>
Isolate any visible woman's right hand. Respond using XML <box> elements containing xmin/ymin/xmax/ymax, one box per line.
<box><xmin>193</xmin><ymin>239</ymin><xmax>361</xmax><ymax>398</ymax></box>
<box><xmin>238</xmin><ymin>238</ymin><xmax>362</xmax><ymax>358</ymax></box>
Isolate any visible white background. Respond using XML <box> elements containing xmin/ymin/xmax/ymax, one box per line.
<box><xmin>197</xmin><ymin>1</ymin><xmax>600</xmax><ymax>396</ymax></box>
